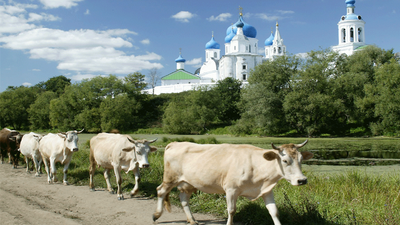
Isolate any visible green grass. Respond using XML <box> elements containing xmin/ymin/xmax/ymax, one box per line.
<box><xmin>16</xmin><ymin>134</ymin><xmax>400</xmax><ymax>224</ymax></box>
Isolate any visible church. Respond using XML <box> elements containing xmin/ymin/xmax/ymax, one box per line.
<box><xmin>150</xmin><ymin>0</ymin><xmax>366</xmax><ymax>95</ymax></box>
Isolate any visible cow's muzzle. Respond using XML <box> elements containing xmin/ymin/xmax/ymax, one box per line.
<box><xmin>297</xmin><ymin>178</ymin><xmax>308</xmax><ymax>185</ymax></box>
<box><xmin>72</xmin><ymin>148</ymin><xmax>79</xmax><ymax>152</ymax></box>
<box><xmin>141</xmin><ymin>164</ymin><xmax>150</xmax><ymax>168</ymax></box>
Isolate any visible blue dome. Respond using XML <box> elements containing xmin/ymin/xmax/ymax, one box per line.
<box><xmin>225</xmin><ymin>16</ymin><xmax>257</xmax><ymax>40</ymax></box>
<box><xmin>225</xmin><ymin>29</ymin><xmax>236</xmax><ymax>43</ymax></box>
<box><xmin>264</xmin><ymin>33</ymin><xmax>274</xmax><ymax>46</ymax></box>
<box><xmin>175</xmin><ymin>54</ymin><xmax>186</xmax><ymax>63</ymax></box>
<box><xmin>346</xmin><ymin>0</ymin><xmax>355</xmax><ymax>7</ymax></box>
<box><xmin>205</xmin><ymin>36</ymin><xmax>220</xmax><ymax>49</ymax></box>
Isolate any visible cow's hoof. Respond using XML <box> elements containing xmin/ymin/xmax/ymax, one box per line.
<box><xmin>63</xmin><ymin>181</ymin><xmax>69</xmax><ymax>186</ymax></box>
<box><xmin>152</xmin><ymin>213</ymin><xmax>161</xmax><ymax>221</ymax></box>
<box><xmin>90</xmin><ymin>188</ymin><xmax>95</xmax><ymax>192</ymax></box>
<box><xmin>109</xmin><ymin>190</ymin><xmax>115</xmax><ymax>194</ymax></box>
<box><xmin>117</xmin><ymin>195</ymin><xmax>124</xmax><ymax>200</ymax></box>
<box><xmin>130</xmin><ymin>190</ymin><xmax>139</xmax><ymax>197</ymax></box>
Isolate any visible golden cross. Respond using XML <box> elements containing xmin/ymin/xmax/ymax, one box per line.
<box><xmin>239</xmin><ymin>6</ymin><xmax>243</xmax><ymax>16</ymax></box>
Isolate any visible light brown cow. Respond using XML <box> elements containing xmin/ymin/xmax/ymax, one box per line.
<box><xmin>89</xmin><ymin>133</ymin><xmax>157</xmax><ymax>200</ymax></box>
<box><xmin>153</xmin><ymin>140</ymin><xmax>313</xmax><ymax>225</ymax></box>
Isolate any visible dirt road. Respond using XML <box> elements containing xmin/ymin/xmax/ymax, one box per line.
<box><xmin>0</xmin><ymin>164</ymin><xmax>225</xmax><ymax>225</ymax></box>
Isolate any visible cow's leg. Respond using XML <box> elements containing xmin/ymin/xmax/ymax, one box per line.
<box><xmin>103</xmin><ymin>169</ymin><xmax>114</xmax><ymax>194</ymax></box>
<box><xmin>62</xmin><ymin>161</ymin><xmax>71</xmax><ymax>185</ymax></box>
<box><xmin>130</xmin><ymin>167</ymin><xmax>140</xmax><ymax>197</ymax></box>
<box><xmin>89</xmin><ymin>163</ymin><xmax>96</xmax><ymax>191</ymax></box>
<box><xmin>179</xmin><ymin>190</ymin><xmax>197</xmax><ymax>225</ymax></box>
<box><xmin>42</xmin><ymin>157</ymin><xmax>52</xmax><ymax>184</ymax></box>
<box><xmin>49</xmin><ymin>157</ymin><xmax>57</xmax><ymax>183</ymax></box>
<box><xmin>153</xmin><ymin>182</ymin><xmax>175</xmax><ymax>221</ymax></box>
<box><xmin>32</xmin><ymin>154</ymin><xmax>40</xmax><ymax>177</ymax></box>
<box><xmin>8</xmin><ymin>152</ymin><xmax>12</xmax><ymax>164</ymax></box>
<box><xmin>113</xmin><ymin>166</ymin><xmax>124</xmax><ymax>200</ymax></box>
<box><xmin>25</xmin><ymin>156</ymin><xmax>30</xmax><ymax>173</ymax></box>
<box><xmin>263</xmin><ymin>191</ymin><xmax>281</xmax><ymax>225</ymax></box>
<box><xmin>225</xmin><ymin>189</ymin><xmax>238</xmax><ymax>225</ymax></box>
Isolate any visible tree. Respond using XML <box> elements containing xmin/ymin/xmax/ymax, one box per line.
<box><xmin>234</xmin><ymin>55</ymin><xmax>299</xmax><ymax>135</ymax></box>
<box><xmin>147</xmin><ymin>68</ymin><xmax>159</xmax><ymax>95</ymax></box>
<box><xmin>366</xmin><ymin>58</ymin><xmax>400</xmax><ymax>135</ymax></box>
<box><xmin>162</xmin><ymin>87</ymin><xmax>221</xmax><ymax>134</ymax></box>
<box><xmin>36</xmin><ymin>75</ymin><xmax>71</xmax><ymax>96</ymax></box>
<box><xmin>214</xmin><ymin>78</ymin><xmax>242</xmax><ymax>124</ymax></box>
<box><xmin>283</xmin><ymin>49</ymin><xmax>346</xmax><ymax>136</ymax></box>
<box><xmin>28</xmin><ymin>91</ymin><xmax>58</xmax><ymax>130</ymax></box>
<box><xmin>124</xmin><ymin>72</ymin><xmax>147</xmax><ymax>96</ymax></box>
<box><xmin>0</xmin><ymin>86</ymin><xmax>39</xmax><ymax>129</ymax></box>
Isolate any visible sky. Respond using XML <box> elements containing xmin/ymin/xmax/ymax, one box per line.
<box><xmin>0</xmin><ymin>0</ymin><xmax>399</xmax><ymax>92</ymax></box>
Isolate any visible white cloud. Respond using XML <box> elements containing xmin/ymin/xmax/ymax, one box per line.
<box><xmin>172</xmin><ymin>11</ymin><xmax>196</xmax><ymax>23</ymax></box>
<box><xmin>254</xmin><ymin>13</ymin><xmax>280</xmax><ymax>21</ymax></box>
<box><xmin>0</xmin><ymin>1</ymin><xmax>164</xmax><ymax>78</ymax></box>
<box><xmin>277</xmin><ymin>10</ymin><xmax>294</xmax><ymax>15</ymax></box>
<box><xmin>32</xmin><ymin>69</ymin><xmax>41</xmax><ymax>71</ymax></box>
<box><xmin>207</xmin><ymin>13</ymin><xmax>232</xmax><ymax>22</ymax></box>
<box><xmin>84</xmin><ymin>9</ymin><xmax>90</xmax><ymax>15</ymax></box>
<box><xmin>39</xmin><ymin>0</ymin><xmax>83</xmax><ymax>9</ymax></box>
<box><xmin>141</xmin><ymin>39</ymin><xmax>150</xmax><ymax>45</ymax></box>
<box><xmin>186</xmin><ymin>58</ymin><xmax>202</xmax><ymax>68</ymax></box>
<box><xmin>22</xmin><ymin>82</ymin><xmax>32</xmax><ymax>86</ymax></box>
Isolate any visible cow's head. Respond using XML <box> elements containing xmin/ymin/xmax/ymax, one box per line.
<box><xmin>58</xmin><ymin>129</ymin><xmax>84</xmax><ymax>152</ymax></box>
<box><xmin>123</xmin><ymin>138</ymin><xmax>158</xmax><ymax>168</ymax></box>
<box><xmin>263</xmin><ymin>140</ymin><xmax>313</xmax><ymax>186</ymax></box>
<box><xmin>8</xmin><ymin>132</ymin><xmax>23</xmax><ymax>149</ymax></box>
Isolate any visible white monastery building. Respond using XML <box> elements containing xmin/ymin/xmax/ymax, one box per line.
<box><xmin>150</xmin><ymin>9</ymin><xmax>286</xmax><ymax>95</ymax></box>
<box><xmin>332</xmin><ymin>0</ymin><xmax>367</xmax><ymax>55</ymax></box>
<box><xmin>148</xmin><ymin>0</ymin><xmax>367</xmax><ymax>95</ymax></box>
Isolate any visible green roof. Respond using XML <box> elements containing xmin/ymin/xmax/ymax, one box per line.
<box><xmin>161</xmin><ymin>70</ymin><xmax>200</xmax><ymax>80</ymax></box>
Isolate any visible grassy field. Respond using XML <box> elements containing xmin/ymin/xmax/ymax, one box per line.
<box><xmin>22</xmin><ymin>134</ymin><xmax>400</xmax><ymax>224</ymax></box>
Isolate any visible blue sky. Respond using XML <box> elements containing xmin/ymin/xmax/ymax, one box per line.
<box><xmin>0</xmin><ymin>0</ymin><xmax>399</xmax><ymax>92</ymax></box>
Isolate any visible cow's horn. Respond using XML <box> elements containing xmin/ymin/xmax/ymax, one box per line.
<box><xmin>77</xmin><ymin>128</ymin><xmax>84</xmax><ymax>134</ymax></box>
<box><xmin>148</xmin><ymin>138</ymin><xmax>158</xmax><ymax>143</ymax></box>
<box><xmin>127</xmin><ymin>137</ymin><xmax>136</xmax><ymax>144</ymax></box>
<box><xmin>295</xmin><ymin>139</ymin><xmax>308</xmax><ymax>148</ymax></box>
<box><xmin>271</xmin><ymin>143</ymin><xmax>281</xmax><ymax>151</ymax></box>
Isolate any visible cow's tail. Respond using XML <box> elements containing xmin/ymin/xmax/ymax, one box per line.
<box><xmin>164</xmin><ymin>192</ymin><xmax>171</xmax><ymax>213</ymax></box>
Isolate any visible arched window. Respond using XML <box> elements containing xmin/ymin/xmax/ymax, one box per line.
<box><xmin>214</xmin><ymin>52</ymin><xmax>217</xmax><ymax>58</ymax></box>
<box><xmin>350</xmin><ymin>27</ymin><xmax>354</xmax><ymax>42</ymax></box>
<box><xmin>274</xmin><ymin>47</ymin><xmax>276</xmax><ymax>53</ymax></box>
<box><xmin>278</xmin><ymin>47</ymin><xmax>282</xmax><ymax>53</ymax></box>
<box><xmin>342</xmin><ymin>28</ymin><xmax>346</xmax><ymax>43</ymax></box>
<box><xmin>358</xmin><ymin>28</ymin><xmax>363</xmax><ymax>42</ymax></box>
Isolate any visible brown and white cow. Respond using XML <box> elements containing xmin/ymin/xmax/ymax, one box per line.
<box><xmin>0</xmin><ymin>128</ymin><xmax>23</xmax><ymax>168</ymax></box>
<box><xmin>39</xmin><ymin>129</ymin><xmax>83</xmax><ymax>185</ymax></box>
<box><xmin>89</xmin><ymin>133</ymin><xmax>157</xmax><ymax>200</ymax></box>
<box><xmin>19</xmin><ymin>132</ymin><xmax>43</xmax><ymax>176</ymax></box>
<box><xmin>153</xmin><ymin>140</ymin><xmax>313</xmax><ymax>225</ymax></box>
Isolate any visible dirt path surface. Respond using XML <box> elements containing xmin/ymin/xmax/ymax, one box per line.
<box><xmin>0</xmin><ymin>164</ymin><xmax>225</xmax><ymax>225</ymax></box>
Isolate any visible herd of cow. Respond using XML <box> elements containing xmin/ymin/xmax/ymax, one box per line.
<box><xmin>0</xmin><ymin>127</ymin><xmax>314</xmax><ymax>225</ymax></box>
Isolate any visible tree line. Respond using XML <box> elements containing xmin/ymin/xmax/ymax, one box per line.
<box><xmin>1</xmin><ymin>46</ymin><xmax>399</xmax><ymax>137</ymax></box>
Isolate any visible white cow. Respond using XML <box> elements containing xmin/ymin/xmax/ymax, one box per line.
<box><xmin>89</xmin><ymin>133</ymin><xmax>157</xmax><ymax>200</ymax></box>
<box><xmin>19</xmin><ymin>132</ymin><xmax>43</xmax><ymax>176</ymax></box>
<box><xmin>153</xmin><ymin>140</ymin><xmax>313</xmax><ymax>225</ymax></box>
<box><xmin>39</xmin><ymin>129</ymin><xmax>83</xmax><ymax>185</ymax></box>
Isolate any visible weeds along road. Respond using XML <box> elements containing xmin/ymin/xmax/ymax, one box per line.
<box><xmin>0</xmin><ymin>163</ymin><xmax>225</xmax><ymax>225</ymax></box>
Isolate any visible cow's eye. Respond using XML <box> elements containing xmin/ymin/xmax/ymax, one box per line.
<box><xmin>283</xmin><ymin>160</ymin><xmax>288</xmax><ymax>164</ymax></box>
<box><xmin>136</xmin><ymin>150</ymin><xmax>142</xmax><ymax>155</ymax></box>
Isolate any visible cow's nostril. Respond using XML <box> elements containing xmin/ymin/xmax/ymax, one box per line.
<box><xmin>298</xmin><ymin>179</ymin><xmax>307</xmax><ymax>185</ymax></box>
<box><xmin>73</xmin><ymin>148</ymin><xmax>79</xmax><ymax>152</ymax></box>
<box><xmin>142</xmin><ymin>164</ymin><xmax>150</xmax><ymax>168</ymax></box>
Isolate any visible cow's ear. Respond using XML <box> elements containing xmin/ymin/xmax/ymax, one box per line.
<box><xmin>58</xmin><ymin>133</ymin><xmax>66</xmax><ymax>139</ymax></box>
<box><xmin>150</xmin><ymin>146</ymin><xmax>157</xmax><ymax>152</ymax></box>
<box><xmin>301</xmin><ymin>151</ymin><xmax>314</xmax><ymax>161</ymax></box>
<box><xmin>122</xmin><ymin>147</ymin><xmax>135</xmax><ymax>152</ymax></box>
<box><xmin>8</xmin><ymin>137</ymin><xmax>16</xmax><ymax>142</ymax></box>
<box><xmin>263</xmin><ymin>151</ymin><xmax>279</xmax><ymax>161</ymax></box>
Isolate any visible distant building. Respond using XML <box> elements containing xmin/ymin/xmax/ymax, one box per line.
<box><xmin>149</xmin><ymin>9</ymin><xmax>286</xmax><ymax>95</ymax></box>
<box><xmin>332</xmin><ymin>0</ymin><xmax>367</xmax><ymax>55</ymax></box>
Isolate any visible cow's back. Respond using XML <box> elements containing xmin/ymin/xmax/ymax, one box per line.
<box><xmin>90</xmin><ymin>133</ymin><xmax>132</xmax><ymax>168</ymax></box>
<box><xmin>20</xmin><ymin>132</ymin><xmax>41</xmax><ymax>156</ymax></box>
<box><xmin>39</xmin><ymin>133</ymin><xmax>64</xmax><ymax>158</ymax></box>
<box><xmin>164</xmin><ymin>142</ymin><xmax>269</xmax><ymax>195</ymax></box>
